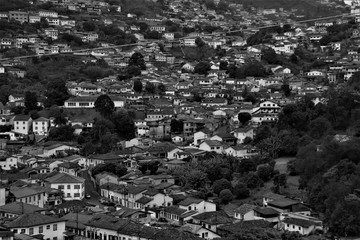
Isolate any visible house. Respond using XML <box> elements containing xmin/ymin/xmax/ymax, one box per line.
<box><xmin>95</xmin><ymin>172</ymin><xmax>119</xmax><ymax>186</ymax></box>
<box><xmin>210</xmin><ymin>133</ymin><xmax>237</xmax><ymax>146</ymax></box>
<box><xmin>199</xmin><ymin>140</ymin><xmax>224</xmax><ymax>154</ymax></box>
<box><xmin>191</xmin><ymin>211</ymin><xmax>233</xmax><ymax>232</ymax></box>
<box><xmin>0</xmin><ymin>155</ymin><xmax>18</xmax><ymax>170</ymax></box>
<box><xmin>224</xmin><ymin>145</ymin><xmax>257</xmax><ymax>158</ymax></box>
<box><xmin>44</xmin><ymin>173</ymin><xmax>85</xmax><ymax>200</ymax></box>
<box><xmin>181</xmin><ymin>223</ymin><xmax>220</xmax><ymax>240</ymax></box>
<box><xmin>43</xmin><ymin>144</ymin><xmax>79</xmax><ymax>157</ymax></box>
<box><xmin>259</xmin><ymin>100</ymin><xmax>281</xmax><ymax>114</ymax></box>
<box><xmin>172</xmin><ymin>135</ymin><xmax>183</xmax><ymax>143</ymax></box>
<box><xmin>4</xmin><ymin>213</ymin><xmax>66</xmax><ymax>240</ymax></box>
<box><xmin>193</xmin><ymin>130</ymin><xmax>211</xmax><ymax>146</ymax></box>
<box><xmin>234</xmin><ymin>204</ymin><xmax>256</xmax><ymax>221</ymax></box>
<box><xmin>0</xmin><ymin>202</ymin><xmax>45</xmax><ymax>218</ymax></box>
<box><xmin>87</xmin><ymin>153</ymin><xmax>122</xmax><ymax>167</ymax></box>
<box><xmin>178</xmin><ymin>197</ymin><xmax>216</xmax><ymax>214</ymax></box>
<box><xmin>13</xmin><ymin>115</ymin><xmax>32</xmax><ymax>135</ymax></box>
<box><xmin>232</xmin><ymin>127</ymin><xmax>254</xmax><ymax>143</ymax></box>
<box><xmin>282</xmin><ymin>218</ymin><xmax>318</xmax><ymax>235</ymax></box>
<box><xmin>32</xmin><ymin>117</ymin><xmax>50</xmax><ymax>135</ymax></box>
<box><xmin>135</xmin><ymin>189</ymin><xmax>173</xmax><ymax>209</ymax></box>
<box><xmin>201</xmin><ymin>98</ymin><xmax>227</xmax><ymax>107</ymax></box>
<box><xmin>253</xmin><ymin>207</ymin><xmax>280</xmax><ymax>222</ymax></box>
<box><xmin>58</xmin><ymin>162</ymin><xmax>81</xmax><ymax>176</ymax></box>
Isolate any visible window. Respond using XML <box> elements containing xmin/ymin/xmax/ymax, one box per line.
<box><xmin>74</xmin><ymin>185</ymin><xmax>80</xmax><ymax>189</ymax></box>
<box><xmin>67</xmin><ymin>185</ymin><xmax>71</xmax><ymax>189</ymax></box>
<box><xmin>53</xmin><ymin>238</ymin><xmax>58</xmax><ymax>240</ymax></box>
<box><xmin>39</xmin><ymin>226</ymin><xmax>43</xmax><ymax>233</ymax></box>
<box><xmin>58</xmin><ymin>185</ymin><xmax>64</xmax><ymax>189</ymax></box>
<box><xmin>21</xmin><ymin>229</ymin><xmax>25</xmax><ymax>234</ymax></box>
<box><xmin>74</xmin><ymin>193</ymin><xmax>80</xmax><ymax>198</ymax></box>
<box><xmin>46</xmin><ymin>225</ymin><xmax>50</xmax><ymax>230</ymax></box>
<box><xmin>67</xmin><ymin>193</ymin><xmax>71</xmax><ymax>197</ymax></box>
<box><xmin>29</xmin><ymin>228</ymin><xmax>34</xmax><ymax>235</ymax></box>
<box><xmin>13</xmin><ymin>230</ymin><xmax>17</xmax><ymax>233</ymax></box>
<box><xmin>53</xmin><ymin>224</ymin><xmax>57</xmax><ymax>231</ymax></box>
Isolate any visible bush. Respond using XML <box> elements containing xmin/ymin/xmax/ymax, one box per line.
<box><xmin>219</xmin><ymin>189</ymin><xmax>233</xmax><ymax>204</ymax></box>
<box><xmin>233</xmin><ymin>183</ymin><xmax>250</xmax><ymax>199</ymax></box>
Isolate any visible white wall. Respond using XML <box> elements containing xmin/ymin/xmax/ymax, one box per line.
<box><xmin>12</xmin><ymin>221</ymin><xmax>65</xmax><ymax>240</ymax></box>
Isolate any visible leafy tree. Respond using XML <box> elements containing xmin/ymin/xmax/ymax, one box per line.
<box><xmin>94</xmin><ymin>95</ymin><xmax>115</xmax><ymax>119</ymax></box>
<box><xmin>219</xmin><ymin>61</ymin><xmax>228</xmax><ymax>70</ymax></box>
<box><xmin>0</xmin><ymin>84</ymin><xmax>11</xmax><ymax>104</ymax></box>
<box><xmin>219</xmin><ymin>189</ymin><xmax>233</xmax><ymax>204</ymax></box>
<box><xmin>24</xmin><ymin>91</ymin><xmax>38</xmax><ymax>111</ymax></box>
<box><xmin>158</xmin><ymin>83</ymin><xmax>166</xmax><ymax>95</ymax></box>
<box><xmin>233</xmin><ymin>183</ymin><xmax>250</xmax><ymax>199</ymax></box>
<box><xmin>170</xmin><ymin>119</ymin><xmax>184</xmax><ymax>133</ymax></box>
<box><xmin>273</xmin><ymin>173</ymin><xmax>287</xmax><ymax>193</ymax></box>
<box><xmin>308</xmin><ymin>117</ymin><xmax>332</xmax><ymax>139</ymax></box>
<box><xmin>238</xmin><ymin>158</ymin><xmax>256</xmax><ymax>173</ymax></box>
<box><xmin>246</xmin><ymin>172</ymin><xmax>264</xmax><ymax>189</ymax></box>
<box><xmin>195</xmin><ymin>37</ymin><xmax>205</xmax><ymax>48</ymax></box>
<box><xmin>145</xmin><ymin>82</ymin><xmax>156</xmax><ymax>94</ymax></box>
<box><xmin>212</xmin><ymin>178</ymin><xmax>232</xmax><ymax>195</ymax></box>
<box><xmin>238</xmin><ymin>112</ymin><xmax>252</xmax><ymax>125</ymax></box>
<box><xmin>133</xmin><ymin>79</ymin><xmax>143</xmax><ymax>92</ymax></box>
<box><xmin>92</xmin><ymin>119</ymin><xmax>115</xmax><ymax>141</ymax></box>
<box><xmin>194</xmin><ymin>61</ymin><xmax>211</xmax><ymax>75</ymax></box>
<box><xmin>148</xmin><ymin>160</ymin><xmax>160</xmax><ymax>175</ymax></box>
<box><xmin>111</xmin><ymin>110</ymin><xmax>136</xmax><ymax>140</ymax></box>
<box><xmin>127</xmin><ymin>65</ymin><xmax>141</xmax><ymax>77</ymax></box>
<box><xmin>289</xmin><ymin>54</ymin><xmax>298</xmax><ymax>64</ymax></box>
<box><xmin>138</xmin><ymin>162</ymin><xmax>148</xmax><ymax>174</ymax></box>
<box><xmin>44</xmin><ymin>79</ymin><xmax>70</xmax><ymax>107</ymax></box>
<box><xmin>262</xmin><ymin>48</ymin><xmax>281</xmax><ymax>64</ymax></box>
<box><xmin>257</xmin><ymin>165</ymin><xmax>273</xmax><ymax>182</ymax></box>
<box><xmin>91</xmin><ymin>163</ymin><xmax>127</xmax><ymax>178</ymax></box>
<box><xmin>83</xmin><ymin>21</ymin><xmax>97</xmax><ymax>31</ymax></box>
<box><xmin>48</xmin><ymin>125</ymin><xmax>74</xmax><ymax>141</ymax></box>
<box><xmin>128</xmin><ymin>52</ymin><xmax>146</xmax><ymax>70</ymax></box>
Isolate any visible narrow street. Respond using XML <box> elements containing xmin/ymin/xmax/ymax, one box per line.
<box><xmin>78</xmin><ymin>169</ymin><xmax>102</xmax><ymax>206</ymax></box>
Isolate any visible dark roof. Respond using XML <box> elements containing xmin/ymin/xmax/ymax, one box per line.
<box><xmin>4</xmin><ymin>213</ymin><xmax>64</xmax><ymax>228</ymax></box>
<box><xmin>254</xmin><ymin>207</ymin><xmax>279</xmax><ymax>216</ymax></box>
<box><xmin>217</xmin><ymin>220</ymin><xmax>274</xmax><ymax>233</ymax></box>
<box><xmin>89</xmin><ymin>153</ymin><xmax>121</xmax><ymax>161</ymax></box>
<box><xmin>163</xmin><ymin>206</ymin><xmax>187</xmax><ymax>215</ymax></box>
<box><xmin>45</xmin><ymin>173</ymin><xmax>85</xmax><ymax>184</ymax></box>
<box><xmin>192</xmin><ymin>211</ymin><xmax>232</xmax><ymax>225</ymax></box>
<box><xmin>58</xmin><ymin>162</ymin><xmax>81</xmax><ymax>169</ymax></box>
<box><xmin>283</xmin><ymin>218</ymin><xmax>316</xmax><ymax>228</ymax></box>
<box><xmin>178</xmin><ymin>197</ymin><xmax>203</xmax><ymax>206</ymax></box>
<box><xmin>0</xmin><ymin>202</ymin><xmax>45</xmax><ymax>215</ymax></box>
<box><xmin>13</xmin><ymin>115</ymin><xmax>31</xmax><ymax>121</ymax></box>
<box><xmin>136</xmin><ymin>196</ymin><xmax>153</xmax><ymax>204</ymax></box>
<box><xmin>267</xmin><ymin>199</ymin><xmax>299</xmax><ymax>208</ymax></box>
<box><xmin>235</xmin><ymin>204</ymin><xmax>256</xmax><ymax>215</ymax></box>
<box><xmin>201</xmin><ymin>140</ymin><xmax>222</xmax><ymax>147</ymax></box>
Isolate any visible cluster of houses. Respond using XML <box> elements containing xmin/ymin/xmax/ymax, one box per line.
<box><xmin>0</xmin><ymin>0</ymin><xmax>357</xmax><ymax>239</ymax></box>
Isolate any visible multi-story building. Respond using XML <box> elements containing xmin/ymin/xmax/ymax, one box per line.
<box><xmin>13</xmin><ymin>115</ymin><xmax>32</xmax><ymax>135</ymax></box>
<box><xmin>4</xmin><ymin>213</ymin><xmax>66</xmax><ymax>240</ymax></box>
<box><xmin>8</xmin><ymin>11</ymin><xmax>28</xmax><ymax>23</ymax></box>
<box><xmin>44</xmin><ymin>173</ymin><xmax>85</xmax><ymax>201</ymax></box>
<box><xmin>32</xmin><ymin>117</ymin><xmax>50</xmax><ymax>136</ymax></box>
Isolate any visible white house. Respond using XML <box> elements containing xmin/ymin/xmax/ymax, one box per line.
<box><xmin>172</xmin><ymin>135</ymin><xmax>183</xmax><ymax>143</ymax></box>
<box><xmin>135</xmin><ymin>189</ymin><xmax>173</xmax><ymax>209</ymax></box>
<box><xmin>224</xmin><ymin>145</ymin><xmax>257</xmax><ymax>158</ymax></box>
<box><xmin>43</xmin><ymin>144</ymin><xmax>79</xmax><ymax>157</ymax></box>
<box><xmin>32</xmin><ymin>117</ymin><xmax>50</xmax><ymax>135</ymax></box>
<box><xmin>4</xmin><ymin>213</ymin><xmax>66</xmax><ymax>240</ymax></box>
<box><xmin>44</xmin><ymin>173</ymin><xmax>85</xmax><ymax>200</ymax></box>
<box><xmin>0</xmin><ymin>155</ymin><xmax>18</xmax><ymax>170</ymax></box>
<box><xmin>181</xmin><ymin>223</ymin><xmax>220</xmax><ymax>240</ymax></box>
<box><xmin>283</xmin><ymin>218</ymin><xmax>317</xmax><ymax>235</ymax></box>
<box><xmin>234</xmin><ymin>204</ymin><xmax>256</xmax><ymax>221</ymax></box>
<box><xmin>178</xmin><ymin>197</ymin><xmax>216</xmax><ymax>214</ymax></box>
<box><xmin>232</xmin><ymin>127</ymin><xmax>254</xmax><ymax>143</ymax></box>
<box><xmin>13</xmin><ymin>115</ymin><xmax>32</xmax><ymax>135</ymax></box>
<box><xmin>193</xmin><ymin>130</ymin><xmax>210</xmax><ymax>146</ymax></box>
<box><xmin>199</xmin><ymin>140</ymin><xmax>224</xmax><ymax>154</ymax></box>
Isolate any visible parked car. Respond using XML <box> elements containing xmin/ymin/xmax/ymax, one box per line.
<box><xmin>85</xmin><ymin>194</ymin><xmax>91</xmax><ymax>199</ymax></box>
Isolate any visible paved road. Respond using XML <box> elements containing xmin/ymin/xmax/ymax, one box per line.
<box><xmin>78</xmin><ymin>170</ymin><xmax>102</xmax><ymax>206</ymax></box>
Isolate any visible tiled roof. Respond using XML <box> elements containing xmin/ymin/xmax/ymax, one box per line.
<box><xmin>178</xmin><ymin>197</ymin><xmax>203</xmax><ymax>206</ymax></box>
<box><xmin>45</xmin><ymin>173</ymin><xmax>85</xmax><ymax>184</ymax></box>
<box><xmin>135</xmin><ymin>196</ymin><xmax>153</xmax><ymax>204</ymax></box>
<box><xmin>0</xmin><ymin>202</ymin><xmax>45</xmax><ymax>215</ymax></box>
<box><xmin>235</xmin><ymin>204</ymin><xmax>256</xmax><ymax>215</ymax></box>
<box><xmin>4</xmin><ymin>213</ymin><xmax>64</xmax><ymax>228</ymax></box>
<box><xmin>283</xmin><ymin>218</ymin><xmax>316</xmax><ymax>228</ymax></box>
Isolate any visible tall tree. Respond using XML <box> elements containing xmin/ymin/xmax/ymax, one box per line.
<box><xmin>24</xmin><ymin>91</ymin><xmax>38</xmax><ymax>111</ymax></box>
<box><xmin>238</xmin><ymin>112</ymin><xmax>252</xmax><ymax>125</ymax></box>
<box><xmin>111</xmin><ymin>110</ymin><xmax>136</xmax><ymax>140</ymax></box>
<box><xmin>145</xmin><ymin>82</ymin><xmax>156</xmax><ymax>94</ymax></box>
<box><xmin>128</xmin><ymin>52</ymin><xmax>146</xmax><ymax>70</ymax></box>
<box><xmin>133</xmin><ymin>79</ymin><xmax>143</xmax><ymax>92</ymax></box>
<box><xmin>94</xmin><ymin>95</ymin><xmax>115</xmax><ymax>119</ymax></box>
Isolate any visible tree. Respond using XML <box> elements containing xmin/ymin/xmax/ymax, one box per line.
<box><xmin>195</xmin><ymin>37</ymin><xmax>205</xmax><ymax>48</ymax></box>
<box><xmin>133</xmin><ymin>79</ymin><xmax>143</xmax><ymax>92</ymax></box>
<box><xmin>158</xmin><ymin>83</ymin><xmax>166</xmax><ymax>95</ymax></box>
<box><xmin>273</xmin><ymin>173</ymin><xmax>287</xmax><ymax>193</ymax></box>
<box><xmin>170</xmin><ymin>119</ymin><xmax>184</xmax><ymax>133</ymax></box>
<box><xmin>44</xmin><ymin>79</ymin><xmax>70</xmax><ymax>107</ymax></box>
<box><xmin>127</xmin><ymin>65</ymin><xmax>141</xmax><ymax>77</ymax></box>
<box><xmin>91</xmin><ymin>163</ymin><xmax>127</xmax><ymax>178</ymax></box>
<box><xmin>246</xmin><ymin>172</ymin><xmax>264</xmax><ymax>189</ymax></box>
<box><xmin>290</xmin><ymin>54</ymin><xmax>298</xmax><ymax>64</ymax></box>
<box><xmin>147</xmin><ymin>160</ymin><xmax>160</xmax><ymax>175</ymax></box>
<box><xmin>238</xmin><ymin>112</ymin><xmax>252</xmax><ymax>125</ymax></box>
<box><xmin>308</xmin><ymin>117</ymin><xmax>332</xmax><ymax>139</ymax></box>
<box><xmin>219</xmin><ymin>189</ymin><xmax>233</xmax><ymax>204</ymax></box>
<box><xmin>262</xmin><ymin>48</ymin><xmax>281</xmax><ymax>64</ymax></box>
<box><xmin>257</xmin><ymin>165</ymin><xmax>273</xmax><ymax>182</ymax></box>
<box><xmin>128</xmin><ymin>52</ymin><xmax>146</xmax><ymax>70</ymax></box>
<box><xmin>194</xmin><ymin>62</ymin><xmax>211</xmax><ymax>75</ymax></box>
<box><xmin>233</xmin><ymin>183</ymin><xmax>250</xmax><ymax>199</ymax></box>
<box><xmin>212</xmin><ymin>178</ymin><xmax>232</xmax><ymax>195</ymax></box>
<box><xmin>138</xmin><ymin>162</ymin><xmax>148</xmax><ymax>174</ymax></box>
<box><xmin>145</xmin><ymin>82</ymin><xmax>156</xmax><ymax>94</ymax></box>
<box><xmin>24</xmin><ymin>91</ymin><xmax>38</xmax><ymax>111</ymax></box>
<box><xmin>238</xmin><ymin>158</ymin><xmax>256</xmax><ymax>173</ymax></box>
<box><xmin>94</xmin><ymin>95</ymin><xmax>115</xmax><ymax>119</ymax></box>
<box><xmin>48</xmin><ymin>125</ymin><xmax>74</xmax><ymax>141</ymax></box>
<box><xmin>111</xmin><ymin>110</ymin><xmax>136</xmax><ymax>140</ymax></box>
<box><xmin>281</xmin><ymin>83</ymin><xmax>292</xmax><ymax>97</ymax></box>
